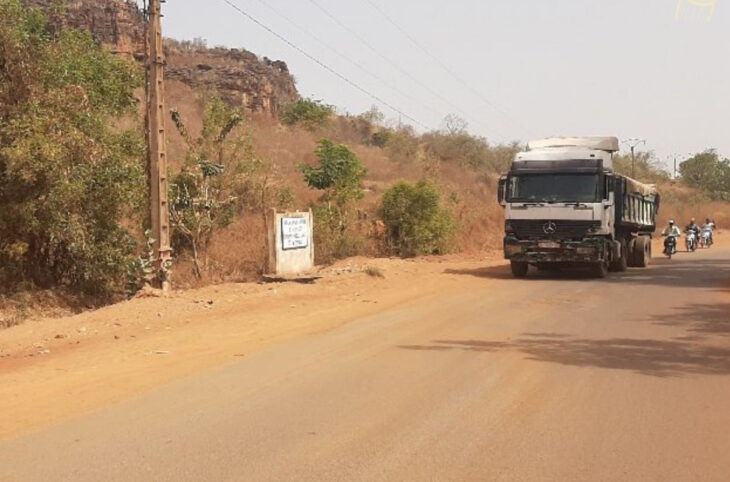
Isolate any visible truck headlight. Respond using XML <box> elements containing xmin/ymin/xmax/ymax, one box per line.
<box><xmin>576</xmin><ymin>247</ymin><xmax>597</xmax><ymax>255</ymax></box>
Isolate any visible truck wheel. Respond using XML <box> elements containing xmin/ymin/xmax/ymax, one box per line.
<box><xmin>634</xmin><ymin>236</ymin><xmax>651</xmax><ymax>268</ymax></box>
<box><xmin>591</xmin><ymin>261</ymin><xmax>609</xmax><ymax>278</ymax></box>
<box><xmin>510</xmin><ymin>261</ymin><xmax>529</xmax><ymax>278</ymax></box>
<box><xmin>626</xmin><ymin>238</ymin><xmax>638</xmax><ymax>267</ymax></box>
<box><xmin>609</xmin><ymin>240</ymin><xmax>628</xmax><ymax>272</ymax></box>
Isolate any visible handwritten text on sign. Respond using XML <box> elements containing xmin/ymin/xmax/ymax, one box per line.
<box><xmin>281</xmin><ymin>217</ymin><xmax>309</xmax><ymax>250</ymax></box>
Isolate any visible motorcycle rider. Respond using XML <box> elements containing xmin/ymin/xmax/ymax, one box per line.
<box><xmin>685</xmin><ymin>218</ymin><xmax>701</xmax><ymax>236</ymax></box>
<box><xmin>701</xmin><ymin>218</ymin><xmax>715</xmax><ymax>246</ymax></box>
<box><xmin>685</xmin><ymin>218</ymin><xmax>700</xmax><ymax>251</ymax></box>
<box><xmin>662</xmin><ymin>219</ymin><xmax>681</xmax><ymax>254</ymax></box>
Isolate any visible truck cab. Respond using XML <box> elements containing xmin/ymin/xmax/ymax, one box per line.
<box><xmin>498</xmin><ymin>137</ymin><xmax>659</xmax><ymax>278</ymax></box>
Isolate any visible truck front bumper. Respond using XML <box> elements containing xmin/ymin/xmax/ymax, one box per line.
<box><xmin>503</xmin><ymin>237</ymin><xmax>607</xmax><ymax>263</ymax></box>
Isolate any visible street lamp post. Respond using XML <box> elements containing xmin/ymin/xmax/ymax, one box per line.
<box><xmin>622</xmin><ymin>138</ymin><xmax>646</xmax><ymax>178</ymax></box>
<box><xmin>669</xmin><ymin>153</ymin><xmax>690</xmax><ymax>180</ymax></box>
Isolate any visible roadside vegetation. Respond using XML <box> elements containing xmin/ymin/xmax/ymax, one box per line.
<box><xmin>0</xmin><ymin>1</ymin><xmax>144</xmax><ymax>300</ymax></box>
<box><xmin>379</xmin><ymin>180</ymin><xmax>455</xmax><ymax>257</ymax></box>
<box><xmin>301</xmin><ymin>139</ymin><xmax>368</xmax><ymax>262</ymax></box>
<box><xmin>2</xmin><ymin>1</ymin><xmax>729</xmax><ymax>324</ymax></box>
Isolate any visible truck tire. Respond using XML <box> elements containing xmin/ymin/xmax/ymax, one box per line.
<box><xmin>634</xmin><ymin>236</ymin><xmax>651</xmax><ymax>268</ymax></box>
<box><xmin>591</xmin><ymin>261</ymin><xmax>609</xmax><ymax>278</ymax></box>
<box><xmin>510</xmin><ymin>261</ymin><xmax>529</xmax><ymax>278</ymax></box>
<box><xmin>626</xmin><ymin>238</ymin><xmax>637</xmax><ymax>267</ymax></box>
<box><xmin>609</xmin><ymin>239</ymin><xmax>628</xmax><ymax>272</ymax></box>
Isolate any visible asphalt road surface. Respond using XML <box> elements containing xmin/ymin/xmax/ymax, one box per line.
<box><xmin>2</xmin><ymin>249</ymin><xmax>729</xmax><ymax>481</ymax></box>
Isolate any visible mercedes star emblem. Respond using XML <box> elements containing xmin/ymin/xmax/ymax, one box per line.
<box><xmin>543</xmin><ymin>221</ymin><xmax>557</xmax><ymax>235</ymax></box>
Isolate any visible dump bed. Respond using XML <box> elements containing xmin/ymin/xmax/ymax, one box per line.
<box><xmin>615</xmin><ymin>175</ymin><xmax>659</xmax><ymax>232</ymax></box>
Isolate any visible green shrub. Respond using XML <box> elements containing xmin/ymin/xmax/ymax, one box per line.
<box><xmin>0</xmin><ymin>1</ymin><xmax>144</xmax><ymax>297</ymax></box>
<box><xmin>379</xmin><ymin>180</ymin><xmax>455</xmax><ymax>257</ymax></box>
<box><xmin>385</xmin><ymin>127</ymin><xmax>420</xmax><ymax>163</ymax></box>
<box><xmin>301</xmin><ymin>139</ymin><xmax>367</xmax><ymax>262</ymax></box>
<box><xmin>281</xmin><ymin>98</ymin><xmax>333</xmax><ymax>129</ymax></box>
<box><xmin>371</xmin><ymin>129</ymin><xmax>392</xmax><ymax>148</ymax></box>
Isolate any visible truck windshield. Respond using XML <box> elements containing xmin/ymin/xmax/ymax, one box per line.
<box><xmin>507</xmin><ymin>174</ymin><xmax>600</xmax><ymax>203</ymax></box>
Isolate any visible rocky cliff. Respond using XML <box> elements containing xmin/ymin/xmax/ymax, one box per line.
<box><xmin>23</xmin><ymin>0</ymin><xmax>145</xmax><ymax>56</ymax></box>
<box><xmin>22</xmin><ymin>0</ymin><xmax>298</xmax><ymax>114</ymax></box>
<box><xmin>164</xmin><ymin>41</ymin><xmax>298</xmax><ymax>115</ymax></box>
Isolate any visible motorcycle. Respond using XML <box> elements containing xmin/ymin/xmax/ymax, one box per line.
<box><xmin>700</xmin><ymin>230</ymin><xmax>712</xmax><ymax>248</ymax></box>
<box><xmin>685</xmin><ymin>230</ymin><xmax>698</xmax><ymax>252</ymax></box>
<box><xmin>663</xmin><ymin>235</ymin><xmax>677</xmax><ymax>259</ymax></box>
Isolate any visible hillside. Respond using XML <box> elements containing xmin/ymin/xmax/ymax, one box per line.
<box><xmin>3</xmin><ymin>0</ymin><xmax>730</xmax><ymax>326</ymax></box>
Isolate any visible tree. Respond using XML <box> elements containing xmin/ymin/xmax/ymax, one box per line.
<box><xmin>442</xmin><ymin>114</ymin><xmax>468</xmax><ymax>135</ymax></box>
<box><xmin>281</xmin><ymin>97</ymin><xmax>334</xmax><ymax>130</ymax></box>
<box><xmin>613</xmin><ymin>151</ymin><xmax>670</xmax><ymax>183</ymax></box>
<box><xmin>385</xmin><ymin>126</ymin><xmax>420</xmax><ymax>163</ymax></box>
<box><xmin>169</xmin><ymin>96</ymin><xmax>253</xmax><ymax>279</ymax></box>
<box><xmin>0</xmin><ymin>1</ymin><xmax>144</xmax><ymax>296</ymax></box>
<box><xmin>679</xmin><ymin>150</ymin><xmax>730</xmax><ymax>198</ymax></box>
<box><xmin>422</xmin><ymin>129</ymin><xmax>494</xmax><ymax>170</ymax></box>
<box><xmin>359</xmin><ymin>105</ymin><xmax>385</xmax><ymax>126</ymax></box>
<box><xmin>301</xmin><ymin>139</ymin><xmax>367</xmax><ymax>260</ymax></box>
<box><xmin>378</xmin><ymin>180</ymin><xmax>454</xmax><ymax>257</ymax></box>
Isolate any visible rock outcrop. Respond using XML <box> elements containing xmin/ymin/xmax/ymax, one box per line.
<box><xmin>22</xmin><ymin>0</ymin><xmax>298</xmax><ymax>115</ymax></box>
<box><xmin>164</xmin><ymin>43</ymin><xmax>298</xmax><ymax>115</ymax></box>
<box><xmin>23</xmin><ymin>0</ymin><xmax>145</xmax><ymax>56</ymax></box>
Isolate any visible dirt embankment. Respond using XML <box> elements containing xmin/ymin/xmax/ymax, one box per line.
<box><xmin>0</xmin><ymin>253</ymin><xmax>504</xmax><ymax>440</ymax></box>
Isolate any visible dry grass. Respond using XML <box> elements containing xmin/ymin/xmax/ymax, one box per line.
<box><xmin>0</xmin><ymin>289</ymin><xmax>99</xmax><ymax>329</ymax></box>
<box><xmin>155</xmin><ymin>81</ymin><xmax>730</xmax><ymax>289</ymax></box>
<box><xmin>656</xmin><ymin>182</ymin><xmax>730</xmax><ymax>228</ymax></box>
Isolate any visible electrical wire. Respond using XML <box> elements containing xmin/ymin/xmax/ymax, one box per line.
<box><xmin>361</xmin><ymin>0</ymin><xmax>536</xmax><ymax>138</ymax></box>
<box><xmin>220</xmin><ymin>0</ymin><xmax>430</xmax><ymax>129</ymax></box>
<box><xmin>248</xmin><ymin>0</ymin><xmax>447</xmax><ymax>120</ymax></box>
<box><xmin>305</xmin><ymin>0</ymin><xmax>509</xmax><ymax>140</ymax></box>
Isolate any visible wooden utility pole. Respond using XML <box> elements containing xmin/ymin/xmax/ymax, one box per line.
<box><xmin>146</xmin><ymin>0</ymin><xmax>172</xmax><ymax>290</ymax></box>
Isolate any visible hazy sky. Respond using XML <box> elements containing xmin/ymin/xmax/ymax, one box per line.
<box><xmin>154</xmin><ymin>0</ymin><xmax>728</xmax><ymax>169</ymax></box>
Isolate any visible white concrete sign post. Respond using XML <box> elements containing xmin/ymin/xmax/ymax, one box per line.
<box><xmin>267</xmin><ymin>209</ymin><xmax>315</xmax><ymax>276</ymax></box>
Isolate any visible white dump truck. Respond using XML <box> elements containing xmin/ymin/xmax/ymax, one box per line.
<box><xmin>497</xmin><ymin>137</ymin><xmax>660</xmax><ymax>278</ymax></box>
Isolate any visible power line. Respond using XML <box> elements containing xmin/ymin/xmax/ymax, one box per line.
<box><xmin>220</xmin><ymin>0</ymin><xmax>430</xmax><ymax>129</ymax></box>
<box><xmin>305</xmin><ymin>0</ymin><xmax>509</xmax><ymax>141</ymax></box>
<box><xmin>361</xmin><ymin>0</ymin><xmax>536</xmax><ymax>138</ymax></box>
<box><xmin>248</xmin><ymin>0</ymin><xmax>445</xmax><ymax>120</ymax></box>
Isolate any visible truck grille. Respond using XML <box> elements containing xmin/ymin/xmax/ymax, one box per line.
<box><xmin>508</xmin><ymin>220</ymin><xmax>600</xmax><ymax>240</ymax></box>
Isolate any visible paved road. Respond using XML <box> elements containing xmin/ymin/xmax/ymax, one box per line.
<box><xmin>2</xmin><ymin>249</ymin><xmax>730</xmax><ymax>481</ymax></box>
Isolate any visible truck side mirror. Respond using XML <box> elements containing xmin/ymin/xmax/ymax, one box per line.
<box><xmin>497</xmin><ymin>175</ymin><xmax>507</xmax><ymax>206</ymax></box>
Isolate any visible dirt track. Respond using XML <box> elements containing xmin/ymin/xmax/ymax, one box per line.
<box><xmin>1</xmin><ymin>242</ymin><xmax>729</xmax><ymax>480</ymax></box>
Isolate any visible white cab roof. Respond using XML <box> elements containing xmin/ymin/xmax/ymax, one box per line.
<box><xmin>527</xmin><ymin>137</ymin><xmax>620</xmax><ymax>153</ymax></box>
